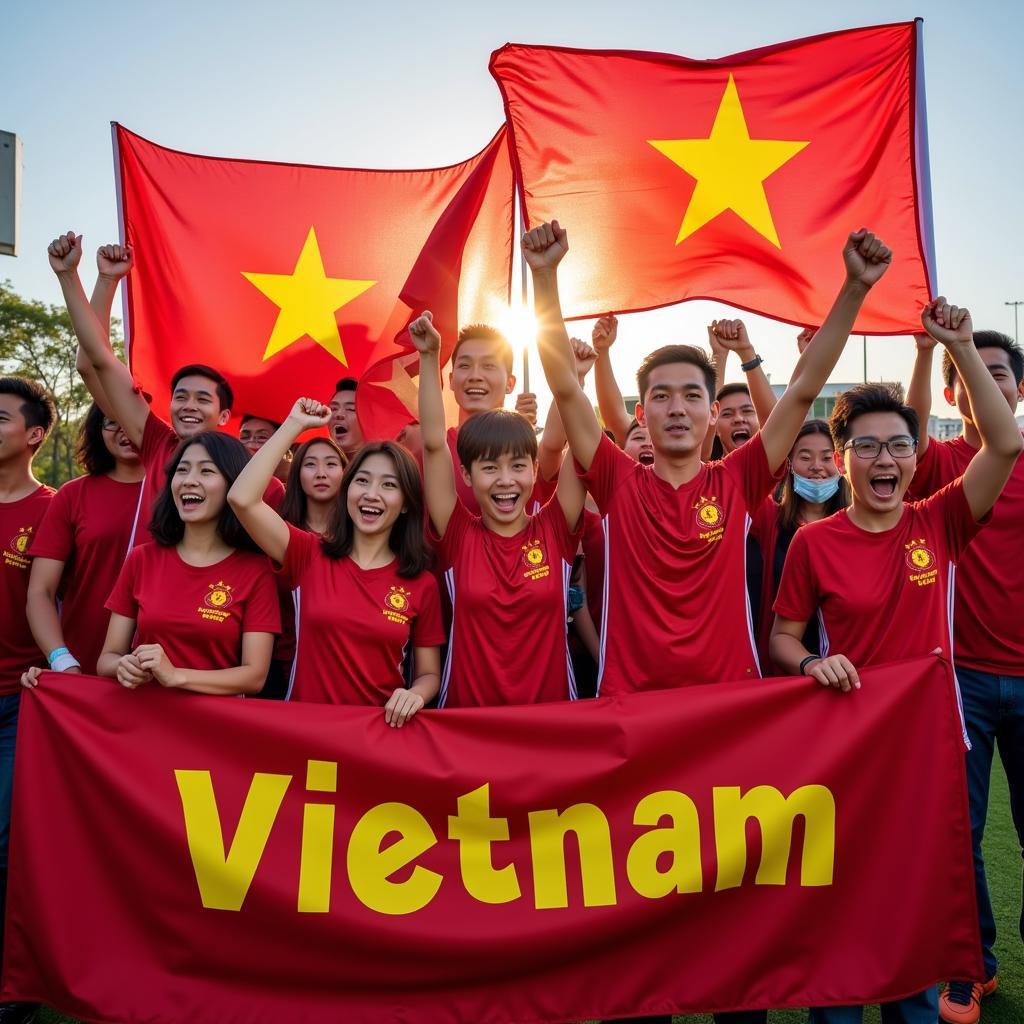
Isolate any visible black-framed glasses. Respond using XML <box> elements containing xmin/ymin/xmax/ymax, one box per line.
<box><xmin>843</xmin><ymin>435</ymin><xmax>917</xmax><ymax>459</ymax></box>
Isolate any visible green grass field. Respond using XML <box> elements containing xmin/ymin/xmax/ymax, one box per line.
<box><xmin>38</xmin><ymin>762</ymin><xmax>1021</xmax><ymax>1024</ymax></box>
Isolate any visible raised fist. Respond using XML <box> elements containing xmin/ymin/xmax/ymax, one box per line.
<box><xmin>522</xmin><ymin>220</ymin><xmax>568</xmax><ymax>272</ymax></box>
<box><xmin>515</xmin><ymin>392</ymin><xmax>538</xmax><ymax>427</ymax></box>
<box><xmin>592</xmin><ymin>314</ymin><xmax>618</xmax><ymax>353</ymax></box>
<box><xmin>47</xmin><ymin>230</ymin><xmax>82</xmax><ymax>274</ymax></box>
<box><xmin>408</xmin><ymin>310</ymin><xmax>441</xmax><ymax>354</ymax></box>
<box><xmin>843</xmin><ymin>229</ymin><xmax>892</xmax><ymax>289</ymax></box>
<box><xmin>97</xmin><ymin>243</ymin><xmax>134</xmax><ymax>281</ymax></box>
<box><xmin>796</xmin><ymin>327</ymin><xmax>817</xmax><ymax>354</ymax></box>
<box><xmin>921</xmin><ymin>297</ymin><xmax>973</xmax><ymax>349</ymax></box>
<box><xmin>571</xmin><ymin>337</ymin><xmax>598</xmax><ymax>380</ymax></box>
<box><xmin>709</xmin><ymin>319</ymin><xmax>751</xmax><ymax>354</ymax></box>
<box><xmin>287</xmin><ymin>397</ymin><xmax>332</xmax><ymax>430</ymax></box>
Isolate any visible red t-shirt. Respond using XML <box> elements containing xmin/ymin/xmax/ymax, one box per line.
<box><xmin>581</xmin><ymin>508</ymin><xmax>606</xmax><ymax>632</ymax></box>
<box><xmin>580</xmin><ymin>432</ymin><xmax>782</xmax><ymax>695</ymax></box>
<box><xmin>749</xmin><ymin>496</ymin><xmax>783</xmax><ymax>675</ymax></box>
<box><xmin>774</xmin><ymin>479</ymin><xmax>984</xmax><ymax>670</ymax></box>
<box><xmin>30</xmin><ymin>474</ymin><xmax>144</xmax><ymax>675</ymax></box>
<box><xmin>137</xmin><ymin>412</ymin><xmax>284</xmax><ymax>545</ymax></box>
<box><xmin>278</xmin><ymin>524</ymin><xmax>445</xmax><ymax>706</ymax></box>
<box><xmin>908</xmin><ymin>434</ymin><xmax>1024</xmax><ymax>674</ymax></box>
<box><xmin>435</xmin><ymin>498</ymin><xmax>580</xmax><ymax>707</ymax></box>
<box><xmin>0</xmin><ymin>486</ymin><xmax>55</xmax><ymax>694</ymax></box>
<box><xmin>105</xmin><ymin>542</ymin><xmax>280</xmax><ymax>672</ymax></box>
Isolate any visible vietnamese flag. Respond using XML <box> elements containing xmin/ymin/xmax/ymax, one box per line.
<box><xmin>491</xmin><ymin>22</ymin><xmax>934</xmax><ymax>333</ymax></box>
<box><xmin>114</xmin><ymin>125</ymin><xmax>513</xmax><ymax>430</ymax></box>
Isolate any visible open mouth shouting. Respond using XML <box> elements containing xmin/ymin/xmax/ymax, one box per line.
<box><xmin>638</xmin><ymin>449</ymin><xmax>654</xmax><ymax>466</ymax></box>
<box><xmin>490</xmin><ymin>490</ymin><xmax>521</xmax><ymax>514</ymax></box>
<box><xmin>730</xmin><ymin>427</ymin><xmax>752</xmax><ymax>447</ymax></box>
<box><xmin>357</xmin><ymin>503</ymin><xmax>385</xmax><ymax>526</ymax></box>
<box><xmin>868</xmin><ymin>472</ymin><xmax>899</xmax><ymax>500</ymax></box>
<box><xmin>178</xmin><ymin>492</ymin><xmax>206</xmax><ymax>513</ymax></box>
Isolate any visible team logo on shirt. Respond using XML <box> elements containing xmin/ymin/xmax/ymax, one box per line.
<box><xmin>199</xmin><ymin>581</ymin><xmax>235</xmax><ymax>623</ymax></box>
<box><xmin>4</xmin><ymin>527</ymin><xmax>33</xmax><ymax>570</ymax></box>
<box><xmin>382</xmin><ymin>586</ymin><xmax>412</xmax><ymax>625</ymax></box>
<box><xmin>905</xmin><ymin>539</ymin><xmax>938</xmax><ymax>587</ymax></box>
<box><xmin>693</xmin><ymin>496</ymin><xmax>725</xmax><ymax>543</ymax></box>
<box><xmin>522</xmin><ymin>539</ymin><xmax>550</xmax><ymax>581</ymax></box>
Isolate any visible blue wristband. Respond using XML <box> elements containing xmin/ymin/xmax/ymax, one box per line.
<box><xmin>47</xmin><ymin>646</ymin><xmax>71</xmax><ymax>667</ymax></box>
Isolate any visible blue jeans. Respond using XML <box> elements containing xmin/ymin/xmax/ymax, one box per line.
<box><xmin>956</xmin><ymin>665</ymin><xmax>1024</xmax><ymax>980</ymax></box>
<box><xmin>0</xmin><ymin>692</ymin><xmax>21</xmax><ymax>872</ymax></box>
<box><xmin>808</xmin><ymin>986</ymin><xmax>937</xmax><ymax>1022</ymax></box>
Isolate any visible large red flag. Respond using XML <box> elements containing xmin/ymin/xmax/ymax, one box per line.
<box><xmin>491</xmin><ymin>22</ymin><xmax>934</xmax><ymax>333</ymax></box>
<box><xmin>114</xmin><ymin>125</ymin><xmax>513</xmax><ymax>430</ymax></box>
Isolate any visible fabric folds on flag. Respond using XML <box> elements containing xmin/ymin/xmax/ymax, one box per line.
<box><xmin>490</xmin><ymin>22</ymin><xmax>934</xmax><ymax>333</ymax></box>
<box><xmin>114</xmin><ymin>125</ymin><xmax>513</xmax><ymax>433</ymax></box>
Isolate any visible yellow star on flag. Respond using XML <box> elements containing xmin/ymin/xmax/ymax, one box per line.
<box><xmin>648</xmin><ymin>75</ymin><xmax>809</xmax><ymax>248</ymax></box>
<box><xmin>242</xmin><ymin>227</ymin><xmax>376</xmax><ymax>363</ymax></box>
<box><xmin>369</xmin><ymin>356</ymin><xmax>420</xmax><ymax>418</ymax></box>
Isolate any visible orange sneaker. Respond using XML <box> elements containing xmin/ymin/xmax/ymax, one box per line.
<box><xmin>939</xmin><ymin>977</ymin><xmax>998</xmax><ymax>1024</ymax></box>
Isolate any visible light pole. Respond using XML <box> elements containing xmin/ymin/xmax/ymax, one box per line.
<box><xmin>1006</xmin><ymin>301</ymin><xmax>1023</xmax><ymax>344</ymax></box>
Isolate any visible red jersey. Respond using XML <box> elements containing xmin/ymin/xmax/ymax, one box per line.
<box><xmin>581</xmin><ymin>508</ymin><xmax>606</xmax><ymax>632</ymax></box>
<box><xmin>580</xmin><ymin>432</ymin><xmax>781</xmax><ymax>695</ymax></box>
<box><xmin>30</xmin><ymin>474</ymin><xmax>144</xmax><ymax>675</ymax></box>
<box><xmin>749</xmin><ymin>496</ymin><xmax>784</xmax><ymax>675</ymax></box>
<box><xmin>277</xmin><ymin>524</ymin><xmax>445</xmax><ymax>706</ymax></box>
<box><xmin>105</xmin><ymin>542</ymin><xmax>280</xmax><ymax>672</ymax></box>
<box><xmin>774</xmin><ymin>479</ymin><xmax>983</xmax><ymax>669</ymax></box>
<box><xmin>137</xmin><ymin>412</ymin><xmax>284</xmax><ymax>545</ymax></box>
<box><xmin>908</xmin><ymin>434</ymin><xmax>1024</xmax><ymax>674</ymax></box>
<box><xmin>0</xmin><ymin>486</ymin><xmax>55</xmax><ymax>694</ymax></box>
<box><xmin>435</xmin><ymin>498</ymin><xmax>579</xmax><ymax>707</ymax></box>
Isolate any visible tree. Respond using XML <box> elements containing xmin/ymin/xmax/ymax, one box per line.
<box><xmin>0</xmin><ymin>279</ymin><xmax>124</xmax><ymax>487</ymax></box>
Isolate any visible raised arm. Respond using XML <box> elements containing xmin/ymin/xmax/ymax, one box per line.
<box><xmin>759</xmin><ymin>230</ymin><xmax>891</xmax><ymax>472</ymax></box>
<box><xmin>49</xmin><ymin>232</ymin><xmax>149</xmax><ymax>447</ymax></box>
<box><xmin>907</xmin><ymin>332</ymin><xmax>938</xmax><ymax>460</ymax></box>
<box><xmin>228</xmin><ymin>398</ymin><xmax>330</xmax><ymax>563</ymax></box>
<box><xmin>524</xmin><ymin>221</ymin><xmax>603</xmax><ymax>472</ymax></box>
<box><xmin>592</xmin><ymin>315</ymin><xmax>632</xmax><ymax>445</ymax></box>
<box><xmin>410</xmin><ymin>312</ymin><xmax>457</xmax><ymax>537</ymax></box>
<box><xmin>921</xmin><ymin>298</ymin><xmax>1024</xmax><ymax>520</ymax></box>
<box><xmin>710</xmin><ymin>319</ymin><xmax>778</xmax><ymax>424</ymax></box>
<box><xmin>537</xmin><ymin>337</ymin><xmax>598</xmax><ymax>481</ymax></box>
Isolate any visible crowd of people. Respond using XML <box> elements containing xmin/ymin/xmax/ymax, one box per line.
<box><xmin>0</xmin><ymin>221</ymin><xmax>1019</xmax><ymax>1024</ymax></box>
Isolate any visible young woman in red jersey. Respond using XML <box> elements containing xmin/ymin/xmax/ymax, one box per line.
<box><xmin>228</xmin><ymin>400</ymin><xmax>443</xmax><ymax>726</ymax></box>
<box><xmin>412</xmin><ymin>311</ymin><xmax>586</xmax><ymax>708</ymax></box>
<box><xmin>83</xmin><ymin>432</ymin><xmax>279</xmax><ymax>695</ymax></box>
<box><xmin>24</xmin><ymin>404</ymin><xmax>145</xmax><ymax>679</ymax></box>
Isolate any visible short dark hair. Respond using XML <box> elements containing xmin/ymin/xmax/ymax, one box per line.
<box><xmin>320</xmin><ymin>441</ymin><xmax>431</xmax><ymax>578</ymax></box>
<box><xmin>76</xmin><ymin>403</ymin><xmax>116</xmax><ymax>475</ymax></box>
<box><xmin>170</xmin><ymin>364</ymin><xmax>234</xmax><ymax>413</ymax></box>
<box><xmin>240</xmin><ymin>414</ymin><xmax>281</xmax><ymax>431</ymax></box>
<box><xmin>777</xmin><ymin>419</ymin><xmax>849</xmax><ymax>531</ymax></box>
<box><xmin>452</xmin><ymin>324</ymin><xmax>514</xmax><ymax>374</ymax></box>
<box><xmin>149</xmin><ymin>431</ymin><xmax>258</xmax><ymax>550</ymax></box>
<box><xmin>0</xmin><ymin>376</ymin><xmax>57</xmax><ymax>451</ymax></box>
<box><xmin>941</xmin><ymin>330</ymin><xmax>1024</xmax><ymax>389</ymax></box>
<box><xmin>830</xmin><ymin>383</ymin><xmax>919</xmax><ymax>449</ymax></box>
<box><xmin>716</xmin><ymin>382</ymin><xmax>752</xmax><ymax>403</ymax></box>
<box><xmin>279</xmin><ymin>437</ymin><xmax>347</xmax><ymax>528</ymax></box>
<box><xmin>333</xmin><ymin>378</ymin><xmax>358</xmax><ymax>395</ymax></box>
<box><xmin>623</xmin><ymin>418</ymin><xmax>644</xmax><ymax>444</ymax></box>
<box><xmin>456</xmin><ymin>410</ymin><xmax>537</xmax><ymax>469</ymax></box>
<box><xmin>636</xmin><ymin>345</ymin><xmax>716</xmax><ymax>403</ymax></box>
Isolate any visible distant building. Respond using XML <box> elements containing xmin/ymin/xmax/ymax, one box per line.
<box><xmin>769</xmin><ymin>382</ymin><xmax>891</xmax><ymax>422</ymax></box>
<box><xmin>928</xmin><ymin>416</ymin><xmax>962</xmax><ymax>441</ymax></box>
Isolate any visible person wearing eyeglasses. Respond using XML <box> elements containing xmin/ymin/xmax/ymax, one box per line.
<box><xmin>25</xmin><ymin>403</ymin><xmax>145</xmax><ymax>678</ymax></box>
<box><xmin>769</xmin><ymin>298</ymin><xmax>1023</xmax><ymax>1024</ymax></box>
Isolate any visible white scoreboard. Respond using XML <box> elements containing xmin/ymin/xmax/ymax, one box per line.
<box><xmin>0</xmin><ymin>131</ymin><xmax>22</xmax><ymax>257</ymax></box>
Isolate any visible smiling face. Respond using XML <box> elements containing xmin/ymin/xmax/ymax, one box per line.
<box><xmin>449</xmin><ymin>338</ymin><xmax>515</xmax><ymax>415</ymax></box>
<box><xmin>169</xmin><ymin>375</ymin><xmax>231</xmax><ymax>438</ymax></box>
<box><xmin>329</xmin><ymin>389</ymin><xmax>363</xmax><ymax>454</ymax></box>
<box><xmin>171</xmin><ymin>442</ymin><xmax>228</xmax><ymax>524</ymax></box>
<box><xmin>299</xmin><ymin>439</ymin><xmax>345</xmax><ymax>504</ymax></box>
<box><xmin>790</xmin><ymin>431</ymin><xmax>837</xmax><ymax>481</ymax></box>
<box><xmin>101</xmin><ymin>416</ymin><xmax>140</xmax><ymax>465</ymax></box>
<box><xmin>838</xmin><ymin>411</ymin><xmax>918</xmax><ymax>515</ymax></box>
<box><xmin>716</xmin><ymin>390</ymin><xmax>759</xmax><ymax>453</ymax></box>
<box><xmin>636</xmin><ymin>363</ymin><xmax>715</xmax><ymax>460</ymax></box>
<box><xmin>345</xmin><ymin>452</ymin><xmax>405</xmax><ymax>537</ymax></box>
<box><xmin>461</xmin><ymin>450</ymin><xmax>537</xmax><ymax>526</ymax></box>
<box><xmin>623</xmin><ymin>423</ymin><xmax>654</xmax><ymax>465</ymax></box>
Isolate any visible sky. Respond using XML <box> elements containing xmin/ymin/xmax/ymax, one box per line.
<box><xmin>3</xmin><ymin>0</ymin><xmax>1023</xmax><ymax>420</ymax></box>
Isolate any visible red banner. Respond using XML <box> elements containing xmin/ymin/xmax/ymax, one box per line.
<box><xmin>114</xmin><ymin>124</ymin><xmax>513</xmax><ymax>433</ymax></box>
<box><xmin>491</xmin><ymin>23</ymin><xmax>934</xmax><ymax>333</ymax></box>
<box><xmin>3</xmin><ymin>657</ymin><xmax>979</xmax><ymax>1023</ymax></box>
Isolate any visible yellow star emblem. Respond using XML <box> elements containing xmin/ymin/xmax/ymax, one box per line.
<box><xmin>648</xmin><ymin>75</ymin><xmax>809</xmax><ymax>248</ymax></box>
<box><xmin>368</xmin><ymin>356</ymin><xmax>420</xmax><ymax>417</ymax></box>
<box><xmin>242</xmin><ymin>227</ymin><xmax>376</xmax><ymax>363</ymax></box>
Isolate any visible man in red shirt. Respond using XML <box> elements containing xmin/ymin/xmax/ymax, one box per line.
<box><xmin>526</xmin><ymin>219</ymin><xmax>892</xmax><ymax>698</ymax></box>
<box><xmin>906</xmin><ymin>326</ymin><xmax>1024</xmax><ymax>1023</ymax></box>
<box><xmin>47</xmin><ymin>232</ymin><xmax>283</xmax><ymax>540</ymax></box>
<box><xmin>0</xmin><ymin>376</ymin><xmax>56</xmax><ymax>1024</ymax></box>
<box><xmin>771</xmin><ymin>299</ymin><xmax>1023</xmax><ymax>1024</ymax></box>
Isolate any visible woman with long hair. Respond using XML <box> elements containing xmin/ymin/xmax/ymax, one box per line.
<box><xmin>24</xmin><ymin>404</ymin><xmax>145</xmax><ymax>679</ymax></box>
<box><xmin>89</xmin><ymin>432</ymin><xmax>279</xmax><ymax>694</ymax></box>
<box><xmin>228</xmin><ymin>400</ymin><xmax>443</xmax><ymax>725</ymax></box>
